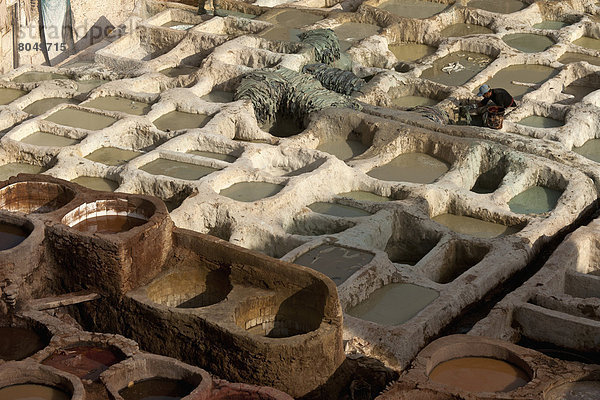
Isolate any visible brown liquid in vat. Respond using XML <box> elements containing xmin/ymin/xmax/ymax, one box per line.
<box><xmin>71</xmin><ymin>215</ymin><xmax>146</xmax><ymax>234</ymax></box>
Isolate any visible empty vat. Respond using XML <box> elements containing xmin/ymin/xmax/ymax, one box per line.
<box><xmin>421</xmin><ymin>52</ymin><xmax>492</xmax><ymax>86</ymax></box>
<box><xmin>546</xmin><ymin>381</ymin><xmax>600</xmax><ymax>399</ymax></box>
<box><xmin>23</xmin><ymin>98</ymin><xmax>79</xmax><ymax>116</ymax></box>
<box><xmin>153</xmin><ymin>111</ymin><xmax>210</xmax><ymax>131</ymax></box>
<box><xmin>471</xmin><ymin>165</ymin><xmax>505</xmax><ymax>194</ymax></box>
<box><xmin>12</xmin><ymin>72</ymin><xmax>68</xmax><ymax>82</ymax></box>
<box><xmin>558</xmin><ymin>52</ymin><xmax>600</xmax><ymax>66</ymax></box>
<box><xmin>160</xmin><ymin>65</ymin><xmax>198</xmax><ymax>77</ymax></box>
<box><xmin>517</xmin><ymin>115</ymin><xmax>564</xmax><ymax>128</ymax></box>
<box><xmin>45</xmin><ymin>108</ymin><xmax>118</xmax><ymax>130</ymax></box>
<box><xmin>333</xmin><ymin>22</ymin><xmax>381</xmax><ymax>51</ymax></box>
<box><xmin>71</xmin><ymin>176</ymin><xmax>119</xmax><ymax>192</ymax></box>
<box><xmin>434</xmin><ymin>241</ymin><xmax>488</xmax><ymax>283</ymax></box>
<box><xmin>385</xmin><ymin>229</ymin><xmax>439</xmax><ymax>265</ymax></box>
<box><xmin>346</xmin><ymin>283</ymin><xmax>439</xmax><ymax>325</ymax></box>
<box><xmin>0</xmin><ymin>326</ymin><xmax>47</xmax><ymax>360</ymax></box>
<box><xmin>508</xmin><ymin>186</ymin><xmax>562</xmax><ymax>214</ymax></box>
<box><xmin>483</xmin><ymin>65</ymin><xmax>557</xmax><ymax>100</ymax></box>
<box><xmin>43</xmin><ymin>345</ymin><xmax>124</xmax><ymax>381</ymax></box>
<box><xmin>503</xmin><ymin>33</ymin><xmax>555</xmax><ymax>53</ymax></box>
<box><xmin>317</xmin><ymin>137</ymin><xmax>369</xmax><ymax>160</ymax></box>
<box><xmin>336</xmin><ymin>191</ymin><xmax>391</xmax><ymax>202</ymax></box>
<box><xmin>84</xmin><ymin>96</ymin><xmax>152</xmax><ymax>116</ymax></box>
<box><xmin>573</xmin><ymin>139</ymin><xmax>600</xmax><ymax>162</ymax></box>
<box><xmin>532</xmin><ymin>20</ymin><xmax>568</xmax><ymax>30</ymax></box>
<box><xmin>0</xmin><ymin>222</ymin><xmax>30</xmax><ymax>251</ymax></box>
<box><xmin>0</xmin><ymin>88</ymin><xmax>27</xmax><ymax>105</ymax></box>
<box><xmin>147</xmin><ymin>266</ymin><xmax>231</xmax><ymax>308</ymax></box>
<box><xmin>440</xmin><ymin>23</ymin><xmax>493</xmax><ymax>37</ymax></box>
<box><xmin>188</xmin><ymin>150</ymin><xmax>236</xmax><ymax>162</ymax></box>
<box><xmin>563</xmin><ymin>82</ymin><xmax>597</xmax><ymax>102</ymax></box>
<box><xmin>0</xmin><ymin>384</ymin><xmax>70</xmax><ymax>400</ymax></box>
<box><xmin>367</xmin><ymin>153</ymin><xmax>449</xmax><ymax>183</ymax></box>
<box><xmin>141</xmin><ymin>159</ymin><xmax>218</xmax><ymax>180</ymax></box>
<box><xmin>200</xmin><ymin>90</ymin><xmax>234</xmax><ymax>103</ymax></box>
<box><xmin>429</xmin><ymin>357</ymin><xmax>529</xmax><ymax>392</ymax></box>
<box><xmin>468</xmin><ymin>0</ymin><xmax>527</xmax><ymax>13</ymax></box>
<box><xmin>21</xmin><ymin>132</ymin><xmax>80</xmax><ymax>147</ymax></box>
<box><xmin>389</xmin><ymin>43</ymin><xmax>436</xmax><ymax>62</ymax></box>
<box><xmin>392</xmin><ymin>95</ymin><xmax>437</xmax><ymax>108</ymax></box>
<box><xmin>261</xmin><ymin>114</ymin><xmax>303</xmax><ymax>137</ymax></box>
<box><xmin>220</xmin><ymin>182</ymin><xmax>283</xmax><ymax>202</ymax></box>
<box><xmin>85</xmin><ymin>147</ymin><xmax>142</xmax><ymax>166</ymax></box>
<box><xmin>294</xmin><ymin>244</ymin><xmax>374</xmax><ymax>285</ymax></box>
<box><xmin>0</xmin><ymin>163</ymin><xmax>45</xmax><ymax>181</ymax></box>
<box><xmin>0</xmin><ymin>181</ymin><xmax>75</xmax><ymax>213</ymax></box>
<box><xmin>119</xmin><ymin>378</ymin><xmax>195</xmax><ymax>400</ymax></box>
<box><xmin>308</xmin><ymin>202</ymin><xmax>371</xmax><ymax>217</ymax></box>
<box><xmin>433</xmin><ymin>213</ymin><xmax>519</xmax><ymax>238</ymax></box>
<box><xmin>573</xmin><ymin>36</ymin><xmax>600</xmax><ymax>50</ymax></box>
<box><xmin>378</xmin><ymin>0</ymin><xmax>449</xmax><ymax>19</ymax></box>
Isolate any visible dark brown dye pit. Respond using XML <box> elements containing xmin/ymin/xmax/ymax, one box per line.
<box><xmin>0</xmin><ymin>327</ymin><xmax>46</xmax><ymax>360</ymax></box>
<box><xmin>42</xmin><ymin>345</ymin><xmax>123</xmax><ymax>381</ymax></box>
<box><xmin>119</xmin><ymin>378</ymin><xmax>195</xmax><ymax>400</ymax></box>
<box><xmin>0</xmin><ymin>223</ymin><xmax>29</xmax><ymax>251</ymax></box>
<box><xmin>0</xmin><ymin>384</ymin><xmax>70</xmax><ymax>400</ymax></box>
<box><xmin>71</xmin><ymin>215</ymin><xmax>147</xmax><ymax>234</ymax></box>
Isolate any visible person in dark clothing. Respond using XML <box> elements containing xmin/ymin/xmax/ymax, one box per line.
<box><xmin>477</xmin><ymin>84</ymin><xmax>515</xmax><ymax>108</ymax></box>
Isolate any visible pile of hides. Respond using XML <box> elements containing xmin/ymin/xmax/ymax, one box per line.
<box><xmin>302</xmin><ymin>63</ymin><xmax>365</xmax><ymax>95</ymax></box>
<box><xmin>298</xmin><ymin>29</ymin><xmax>341</xmax><ymax>64</ymax></box>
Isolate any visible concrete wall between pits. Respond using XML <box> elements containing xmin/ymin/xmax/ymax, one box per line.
<box><xmin>0</xmin><ymin>173</ymin><xmax>345</xmax><ymax>399</ymax></box>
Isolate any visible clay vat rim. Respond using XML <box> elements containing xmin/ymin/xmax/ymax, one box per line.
<box><xmin>0</xmin><ymin>361</ymin><xmax>84</xmax><ymax>399</ymax></box>
<box><xmin>0</xmin><ymin>212</ymin><xmax>36</xmax><ymax>253</ymax></box>
<box><xmin>0</xmin><ymin>316</ymin><xmax>53</xmax><ymax>361</ymax></box>
<box><xmin>0</xmin><ymin>181</ymin><xmax>78</xmax><ymax>214</ymax></box>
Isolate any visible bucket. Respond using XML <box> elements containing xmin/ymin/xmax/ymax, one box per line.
<box><xmin>486</xmin><ymin>106</ymin><xmax>505</xmax><ymax>129</ymax></box>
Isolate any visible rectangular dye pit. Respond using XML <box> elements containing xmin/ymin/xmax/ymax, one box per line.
<box><xmin>140</xmin><ymin>159</ymin><xmax>218</xmax><ymax>180</ymax></box>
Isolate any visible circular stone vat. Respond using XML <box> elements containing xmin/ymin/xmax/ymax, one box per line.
<box><xmin>0</xmin><ymin>220</ymin><xmax>32</xmax><ymax>251</ymax></box>
<box><xmin>119</xmin><ymin>378</ymin><xmax>195</xmax><ymax>400</ymax></box>
<box><xmin>503</xmin><ymin>33</ymin><xmax>555</xmax><ymax>53</ymax></box>
<box><xmin>483</xmin><ymin>65</ymin><xmax>557</xmax><ymax>100</ymax></box>
<box><xmin>517</xmin><ymin>115</ymin><xmax>564</xmax><ymax>128</ymax></box>
<box><xmin>558</xmin><ymin>52</ymin><xmax>600</xmax><ymax>66</ymax></box>
<box><xmin>468</xmin><ymin>0</ymin><xmax>526</xmax><ymax>14</ymax></box>
<box><xmin>235</xmin><ymin>293</ymin><xmax>324</xmax><ymax>338</ymax></box>
<box><xmin>153</xmin><ymin>110</ymin><xmax>210</xmax><ymax>131</ymax></box>
<box><xmin>42</xmin><ymin>344</ymin><xmax>125</xmax><ymax>381</ymax></box>
<box><xmin>421</xmin><ymin>52</ymin><xmax>492</xmax><ymax>86</ymax></box>
<box><xmin>23</xmin><ymin>98</ymin><xmax>79</xmax><ymax>116</ymax></box>
<box><xmin>85</xmin><ymin>147</ymin><xmax>143</xmax><ymax>166</ymax></box>
<box><xmin>0</xmin><ymin>181</ymin><xmax>75</xmax><ymax>214</ymax></box>
<box><xmin>532</xmin><ymin>20</ymin><xmax>568</xmax><ymax>30</ymax></box>
<box><xmin>432</xmin><ymin>213</ymin><xmax>520</xmax><ymax>238</ymax></box>
<box><xmin>0</xmin><ymin>163</ymin><xmax>45</xmax><ymax>181</ymax></box>
<box><xmin>545</xmin><ymin>381</ymin><xmax>600</xmax><ymax>400</ymax></box>
<box><xmin>429</xmin><ymin>357</ymin><xmax>529</xmax><ymax>392</ymax></box>
<box><xmin>146</xmin><ymin>266</ymin><xmax>232</xmax><ymax>308</ymax></box>
<box><xmin>347</xmin><ymin>283</ymin><xmax>439</xmax><ymax>326</ymax></box>
<box><xmin>0</xmin><ymin>324</ymin><xmax>49</xmax><ymax>361</ymax></box>
<box><xmin>308</xmin><ymin>202</ymin><xmax>372</xmax><ymax>217</ymax></box>
<box><xmin>45</xmin><ymin>108</ymin><xmax>118</xmax><ymax>130</ymax></box>
<box><xmin>574</xmin><ymin>139</ymin><xmax>600</xmax><ymax>162</ymax></box>
<box><xmin>336</xmin><ymin>191</ymin><xmax>391</xmax><ymax>202</ymax></box>
<box><xmin>84</xmin><ymin>96</ymin><xmax>152</xmax><ymax>116</ymax></box>
<box><xmin>378</xmin><ymin>0</ymin><xmax>449</xmax><ymax>19</ymax></box>
<box><xmin>12</xmin><ymin>72</ymin><xmax>68</xmax><ymax>83</ymax></box>
<box><xmin>220</xmin><ymin>182</ymin><xmax>283</xmax><ymax>202</ymax></box>
<box><xmin>294</xmin><ymin>244</ymin><xmax>374</xmax><ymax>285</ymax></box>
<box><xmin>367</xmin><ymin>153</ymin><xmax>450</xmax><ymax>184</ymax></box>
<box><xmin>508</xmin><ymin>186</ymin><xmax>562</xmax><ymax>214</ymax></box>
<box><xmin>573</xmin><ymin>36</ymin><xmax>600</xmax><ymax>51</ymax></box>
<box><xmin>0</xmin><ymin>383</ymin><xmax>70</xmax><ymax>400</ymax></box>
<box><xmin>62</xmin><ymin>199</ymin><xmax>154</xmax><ymax>234</ymax></box>
<box><xmin>333</xmin><ymin>22</ymin><xmax>380</xmax><ymax>51</ymax></box>
<box><xmin>316</xmin><ymin>137</ymin><xmax>369</xmax><ymax>161</ymax></box>
<box><xmin>0</xmin><ymin>88</ymin><xmax>27</xmax><ymax>105</ymax></box>
<box><xmin>261</xmin><ymin>113</ymin><xmax>304</xmax><ymax>137</ymax></box>
<box><xmin>71</xmin><ymin>176</ymin><xmax>119</xmax><ymax>192</ymax></box>
<box><xmin>389</xmin><ymin>43</ymin><xmax>436</xmax><ymax>62</ymax></box>
<box><xmin>440</xmin><ymin>23</ymin><xmax>492</xmax><ymax>37</ymax></box>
